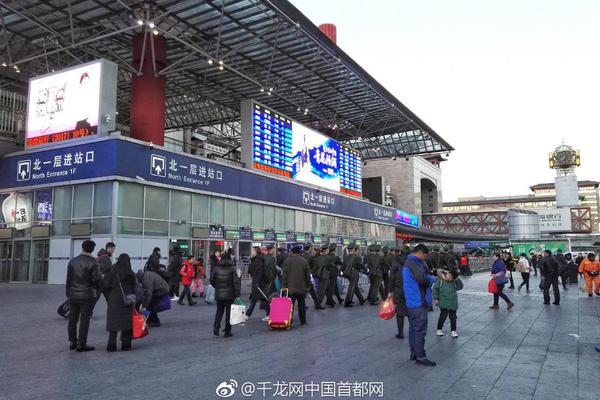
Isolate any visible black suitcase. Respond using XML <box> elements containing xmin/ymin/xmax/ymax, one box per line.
<box><xmin>57</xmin><ymin>299</ymin><xmax>70</xmax><ymax>319</ymax></box>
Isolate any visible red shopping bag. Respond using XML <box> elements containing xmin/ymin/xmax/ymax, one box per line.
<box><xmin>379</xmin><ymin>296</ymin><xmax>396</xmax><ymax>320</ymax></box>
<box><xmin>488</xmin><ymin>279</ymin><xmax>498</xmax><ymax>294</ymax></box>
<box><xmin>132</xmin><ymin>309</ymin><xmax>149</xmax><ymax>340</ymax></box>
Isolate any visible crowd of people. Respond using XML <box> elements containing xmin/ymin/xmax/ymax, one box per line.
<box><xmin>64</xmin><ymin>239</ymin><xmax>600</xmax><ymax>365</ymax></box>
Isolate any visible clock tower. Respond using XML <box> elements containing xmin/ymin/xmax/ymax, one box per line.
<box><xmin>548</xmin><ymin>143</ymin><xmax>581</xmax><ymax>208</ymax></box>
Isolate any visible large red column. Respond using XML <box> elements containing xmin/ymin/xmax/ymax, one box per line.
<box><xmin>319</xmin><ymin>23</ymin><xmax>337</xmax><ymax>44</ymax></box>
<box><xmin>130</xmin><ymin>33</ymin><xmax>166</xmax><ymax>145</ymax></box>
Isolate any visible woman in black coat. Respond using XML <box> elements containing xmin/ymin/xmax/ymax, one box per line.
<box><xmin>210</xmin><ymin>253</ymin><xmax>241</xmax><ymax>337</ymax></box>
<box><xmin>388</xmin><ymin>257</ymin><xmax>408</xmax><ymax>339</ymax></box>
<box><xmin>104</xmin><ymin>254</ymin><xmax>136</xmax><ymax>351</ymax></box>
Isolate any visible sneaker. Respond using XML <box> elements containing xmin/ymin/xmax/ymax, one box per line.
<box><xmin>261</xmin><ymin>316</ymin><xmax>269</xmax><ymax>322</ymax></box>
<box><xmin>76</xmin><ymin>345</ymin><xmax>95</xmax><ymax>352</ymax></box>
<box><xmin>436</xmin><ymin>330</ymin><xmax>444</xmax><ymax>336</ymax></box>
<box><xmin>415</xmin><ymin>358</ymin><xmax>437</xmax><ymax>367</ymax></box>
<box><xmin>171</xmin><ymin>297</ymin><xmax>179</xmax><ymax>302</ymax></box>
<box><xmin>451</xmin><ymin>331</ymin><xmax>459</xmax><ymax>338</ymax></box>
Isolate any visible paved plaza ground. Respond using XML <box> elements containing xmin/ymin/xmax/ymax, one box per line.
<box><xmin>1</xmin><ymin>273</ymin><xmax>599</xmax><ymax>400</ymax></box>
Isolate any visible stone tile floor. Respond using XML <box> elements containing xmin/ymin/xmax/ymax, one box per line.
<box><xmin>0</xmin><ymin>273</ymin><xmax>598</xmax><ymax>400</ymax></box>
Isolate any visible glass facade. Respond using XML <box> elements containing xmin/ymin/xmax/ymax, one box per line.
<box><xmin>0</xmin><ymin>180</ymin><xmax>396</xmax><ymax>283</ymax></box>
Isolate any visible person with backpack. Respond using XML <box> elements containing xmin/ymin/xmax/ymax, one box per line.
<box><xmin>95</xmin><ymin>242</ymin><xmax>115</xmax><ymax>304</ymax></box>
<box><xmin>343</xmin><ymin>244</ymin><xmax>366</xmax><ymax>307</ymax></box>
<box><xmin>459</xmin><ymin>253</ymin><xmax>471</xmax><ymax>276</ymax></box>
<box><xmin>502</xmin><ymin>253</ymin><xmax>516</xmax><ymax>289</ymax></box>
<box><xmin>489</xmin><ymin>253</ymin><xmax>514</xmax><ymax>310</ymax></box>
<box><xmin>516</xmin><ymin>253</ymin><xmax>532</xmax><ymax>292</ymax></box>
<box><xmin>554</xmin><ymin>249</ymin><xmax>568</xmax><ymax>290</ymax></box>
<box><xmin>433</xmin><ymin>268</ymin><xmax>463</xmax><ymax>338</ymax></box>
<box><xmin>539</xmin><ymin>250</ymin><xmax>560</xmax><ymax>305</ymax></box>
<box><xmin>178</xmin><ymin>255</ymin><xmax>197</xmax><ymax>306</ymax></box>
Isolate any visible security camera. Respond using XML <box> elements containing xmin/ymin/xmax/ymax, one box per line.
<box><xmin>104</xmin><ymin>114</ymin><xmax>112</xmax><ymax>123</ymax></box>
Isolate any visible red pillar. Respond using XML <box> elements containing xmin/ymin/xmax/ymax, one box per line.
<box><xmin>130</xmin><ymin>33</ymin><xmax>166</xmax><ymax>145</ymax></box>
<box><xmin>318</xmin><ymin>23</ymin><xmax>337</xmax><ymax>44</ymax></box>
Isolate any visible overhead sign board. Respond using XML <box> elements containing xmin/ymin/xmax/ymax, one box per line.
<box><xmin>241</xmin><ymin>100</ymin><xmax>362</xmax><ymax>197</ymax></box>
<box><xmin>26</xmin><ymin>59</ymin><xmax>118</xmax><ymax>148</ymax></box>
<box><xmin>396</xmin><ymin>209</ymin><xmax>419</xmax><ymax>228</ymax></box>
<box><xmin>534</xmin><ymin>208</ymin><xmax>572</xmax><ymax>232</ymax></box>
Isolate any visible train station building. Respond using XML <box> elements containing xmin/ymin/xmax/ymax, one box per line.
<box><xmin>0</xmin><ymin>0</ymin><xmax>452</xmax><ymax>283</ymax></box>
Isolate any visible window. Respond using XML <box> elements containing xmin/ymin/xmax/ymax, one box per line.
<box><xmin>144</xmin><ymin>220</ymin><xmax>168</xmax><ymax>236</ymax></box>
<box><xmin>192</xmin><ymin>194</ymin><xmax>208</xmax><ymax>224</ymax></box>
<box><xmin>264</xmin><ymin>206</ymin><xmax>275</xmax><ymax>230</ymax></box>
<box><xmin>284</xmin><ymin>209</ymin><xmax>295</xmax><ymax>231</ymax></box>
<box><xmin>118</xmin><ymin>183</ymin><xmax>143</xmax><ymax>218</ymax></box>
<box><xmin>118</xmin><ymin>218</ymin><xmax>142</xmax><ymax>235</ymax></box>
<box><xmin>209</xmin><ymin>197</ymin><xmax>224</xmax><ymax>225</ymax></box>
<box><xmin>274</xmin><ymin>208</ymin><xmax>285</xmax><ymax>231</ymax></box>
<box><xmin>145</xmin><ymin>187</ymin><xmax>169</xmax><ymax>220</ymax></box>
<box><xmin>73</xmin><ymin>184</ymin><xmax>93</xmax><ymax>218</ymax></box>
<box><xmin>171</xmin><ymin>191</ymin><xmax>192</xmax><ymax>221</ymax></box>
<box><xmin>224</xmin><ymin>199</ymin><xmax>238</xmax><ymax>227</ymax></box>
<box><xmin>53</xmin><ymin>186</ymin><xmax>72</xmax><ymax>220</ymax></box>
<box><xmin>251</xmin><ymin>204</ymin><xmax>264</xmax><ymax>229</ymax></box>
<box><xmin>239</xmin><ymin>202</ymin><xmax>251</xmax><ymax>227</ymax></box>
<box><xmin>93</xmin><ymin>182</ymin><xmax>113</xmax><ymax>217</ymax></box>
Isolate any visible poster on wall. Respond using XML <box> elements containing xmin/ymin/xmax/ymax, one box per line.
<box><xmin>34</xmin><ymin>190</ymin><xmax>53</xmax><ymax>224</ymax></box>
<box><xmin>241</xmin><ymin>100</ymin><xmax>362</xmax><ymax>197</ymax></box>
<box><xmin>26</xmin><ymin>59</ymin><xmax>118</xmax><ymax>148</ymax></box>
<box><xmin>1</xmin><ymin>192</ymin><xmax>34</xmax><ymax>230</ymax></box>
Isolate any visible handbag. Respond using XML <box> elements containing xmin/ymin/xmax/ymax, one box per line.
<box><xmin>488</xmin><ymin>279</ymin><xmax>498</xmax><ymax>294</ymax></box>
<box><xmin>132</xmin><ymin>309</ymin><xmax>149</xmax><ymax>339</ymax></box>
<box><xmin>118</xmin><ymin>274</ymin><xmax>137</xmax><ymax>307</ymax></box>
<box><xmin>205</xmin><ymin>284</ymin><xmax>216</xmax><ymax>304</ymax></box>
<box><xmin>378</xmin><ymin>295</ymin><xmax>395</xmax><ymax>320</ymax></box>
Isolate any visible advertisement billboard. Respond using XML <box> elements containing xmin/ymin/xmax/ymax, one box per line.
<box><xmin>26</xmin><ymin>59</ymin><xmax>118</xmax><ymax>148</ymax></box>
<box><xmin>396</xmin><ymin>209</ymin><xmax>419</xmax><ymax>228</ymax></box>
<box><xmin>241</xmin><ymin>100</ymin><xmax>362</xmax><ymax>197</ymax></box>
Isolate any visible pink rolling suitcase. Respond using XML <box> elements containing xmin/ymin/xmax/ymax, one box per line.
<box><xmin>268</xmin><ymin>289</ymin><xmax>293</xmax><ymax>330</ymax></box>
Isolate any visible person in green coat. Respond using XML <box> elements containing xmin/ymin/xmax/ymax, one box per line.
<box><xmin>432</xmin><ymin>269</ymin><xmax>463</xmax><ymax>338</ymax></box>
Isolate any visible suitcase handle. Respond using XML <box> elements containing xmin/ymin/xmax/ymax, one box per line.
<box><xmin>280</xmin><ymin>288</ymin><xmax>289</xmax><ymax>298</ymax></box>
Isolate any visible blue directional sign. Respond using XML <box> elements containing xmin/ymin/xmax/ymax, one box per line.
<box><xmin>0</xmin><ymin>137</ymin><xmax>397</xmax><ymax>226</ymax></box>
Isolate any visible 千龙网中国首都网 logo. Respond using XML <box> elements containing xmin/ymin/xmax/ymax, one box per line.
<box><xmin>216</xmin><ymin>380</ymin><xmax>238</xmax><ymax>398</ymax></box>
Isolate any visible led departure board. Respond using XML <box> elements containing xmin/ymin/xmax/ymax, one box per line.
<box><xmin>242</xmin><ymin>101</ymin><xmax>362</xmax><ymax>197</ymax></box>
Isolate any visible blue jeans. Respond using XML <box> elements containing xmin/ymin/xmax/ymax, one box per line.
<box><xmin>408</xmin><ymin>307</ymin><xmax>428</xmax><ymax>359</ymax></box>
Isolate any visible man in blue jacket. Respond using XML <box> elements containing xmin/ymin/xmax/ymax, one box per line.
<box><xmin>403</xmin><ymin>244</ymin><xmax>437</xmax><ymax>366</ymax></box>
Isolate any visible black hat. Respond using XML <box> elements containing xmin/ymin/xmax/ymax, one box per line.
<box><xmin>329</xmin><ymin>243</ymin><xmax>337</xmax><ymax>251</ymax></box>
<box><xmin>153</xmin><ymin>247</ymin><xmax>161</xmax><ymax>252</ymax></box>
<box><xmin>413</xmin><ymin>244</ymin><xmax>429</xmax><ymax>254</ymax></box>
<box><xmin>347</xmin><ymin>244</ymin><xmax>356</xmax><ymax>251</ymax></box>
<box><xmin>266</xmin><ymin>244</ymin><xmax>274</xmax><ymax>250</ymax></box>
<box><xmin>382</xmin><ymin>246</ymin><xmax>389</xmax><ymax>253</ymax></box>
<box><xmin>303</xmin><ymin>244</ymin><xmax>312</xmax><ymax>251</ymax></box>
<box><xmin>320</xmin><ymin>244</ymin><xmax>329</xmax><ymax>251</ymax></box>
<box><xmin>373</xmin><ymin>244</ymin><xmax>382</xmax><ymax>252</ymax></box>
<box><xmin>291</xmin><ymin>246</ymin><xmax>302</xmax><ymax>254</ymax></box>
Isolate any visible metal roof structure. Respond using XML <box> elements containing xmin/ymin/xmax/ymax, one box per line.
<box><xmin>0</xmin><ymin>0</ymin><xmax>453</xmax><ymax>159</ymax></box>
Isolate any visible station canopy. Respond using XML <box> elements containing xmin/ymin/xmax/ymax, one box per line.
<box><xmin>0</xmin><ymin>0</ymin><xmax>453</xmax><ymax>160</ymax></box>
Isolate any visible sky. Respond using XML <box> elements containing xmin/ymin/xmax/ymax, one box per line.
<box><xmin>291</xmin><ymin>0</ymin><xmax>600</xmax><ymax>201</ymax></box>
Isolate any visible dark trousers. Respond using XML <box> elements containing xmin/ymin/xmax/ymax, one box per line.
<box><xmin>246</xmin><ymin>298</ymin><xmax>270</xmax><ymax>316</ymax></box>
<box><xmin>559</xmin><ymin>272</ymin><xmax>568</xmax><ymax>290</ymax></box>
<box><xmin>316</xmin><ymin>277</ymin><xmax>330</xmax><ymax>307</ymax></box>
<box><xmin>519</xmin><ymin>273</ymin><xmax>530</xmax><ymax>291</ymax></box>
<box><xmin>407</xmin><ymin>307</ymin><xmax>428</xmax><ymax>359</ymax></box>
<box><xmin>367</xmin><ymin>275</ymin><xmax>383</xmax><ymax>303</ymax></box>
<box><xmin>178</xmin><ymin>285</ymin><xmax>192</xmax><ymax>304</ymax></box>
<box><xmin>169</xmin><ymin>281</ymin><xmax>180</xmax><ymax>297</ymax></box>
<box><xmin>68</xmin><ymin>298</ymin><xmax>95</xmax><ymax>345</ymax></box>
<box><xmin>493</xmin><ymin>284</ymin><xmax>512</xmax><ymax>305</ymax></box>
<box><xmin>308</xmin><ymin>281</ymin><xmax>318</xmax><ymax>304</ymax></box>
<box><xmin>147</xmin><ymin>296</ymin><xmax>161</xmax><ymax>324</ymax></box>
<box><xmin>437</xmin><ymin>308</ymin><xmax>457</xmax><ymax>331</ymax></box>
<box><xmin>290</xmin><ymin>293</ymin><xmax>307</xmax><ymax>324</ymax></box>
<box><xmin>214</xmin><ymin>299</ymin><xmax>233</xmax><ymax>333</ymax></box>
<box><xmin>533</xmin><ymin>264</ymin><xmax>538</xmax><ymax>276</ymax></box>
<box><xmin>327</xmin><ymin>276</ymin><xmax>342</xmax><ymax>304</ymax></box>
<box><xmin>508</xmin><ymin>271</ymin><xmax>515</xmax><ymax>288</ymax></box>
<box><xmin>379</xmin><ymin>274</ymin><xmax>388</xmax><ymax>300</ymax></box>
<box><xmin>344</xmin><ymin>274</ymin><xmax>365</xmax><ymax>305</ymax></box>
<box><xmin>108</xmin><ymin>329</ymin><xmax>132</xmax><ymax>350</ymax></box>
<box><xmin>543</xmin><ymin>277</ymin><xmax>560</xmax><ymax>304</ymax></box>
<box><xmin>396</xmin><ymin>315</ymin><xmax>405</xmax><ymax>335</ymax></box>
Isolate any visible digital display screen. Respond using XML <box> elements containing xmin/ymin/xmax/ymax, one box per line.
<box><xmin>396</xmin><ymin>210</ymin><xmax>419</xmax><ymax>228</ymax></box>
<box><xmin>26</xmin><ymin>61</ymin><xmax>103</xmax><ymax>147</ymax></box>
<box><xmin>250</xmin><ymin>103</ymin><xmax>362</xmax><ymax>197</ymax></box>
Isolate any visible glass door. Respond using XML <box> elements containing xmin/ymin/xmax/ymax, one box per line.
<box><xmin>32</xmin><ymin>240</ymin><xmax>50</xmax><ymax>283</ymax></box>
<box><xmin>0</xmin><ymin>241</ymin><xmax>11</xmax><ymax>282</ymax></box>
<box><xmin>11</xmin><ymin>241</ymin><xmax>31</xmax><ymax>282</ymax></box>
